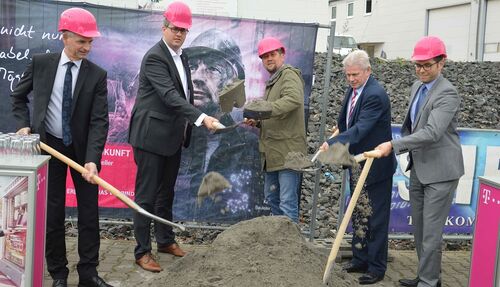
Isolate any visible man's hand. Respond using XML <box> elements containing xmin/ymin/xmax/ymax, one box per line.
<box><xmin>202</xmin><ymin>116</ymin><xmax>220</xmax><ymax>132</ymax></box>
<box><xmin>375</xmin><ymin>141</ymin><xmax>393</xmax><ymax>157</ymax></box>
<box><xmin>243</xmin><ymin>118</ymin><xmax>258</xmax><ymax>127</ymax></box>
<box><xmin>319</xmin><ymin>142</ymin><xmax>329</xmax><ymax>152</ymax></box>
<box><xmin>82</xmin><ymin>162</ymin><xmax>98</xmax><ymax>184</ymax></box>
<box><xmin>16</xmin><ymin>127</ymin><xmax>31</xmax><ymax>135</ymax></box>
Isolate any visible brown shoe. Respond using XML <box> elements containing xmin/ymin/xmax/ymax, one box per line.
<box><xmin>158</xmin><ymin>243</ymin><xmax>186</xmax><ymax>257</ymax></box>
<box><xmin>135</xmin><ymin>253</ymin><xmax>162</xmax><ymax>272</ymax></box>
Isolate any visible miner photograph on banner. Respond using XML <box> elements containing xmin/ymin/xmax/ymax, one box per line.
<box><xmin>0</xmin><ymin>0</ymin><xmax>318</xmax><ymax>224</ymax></box>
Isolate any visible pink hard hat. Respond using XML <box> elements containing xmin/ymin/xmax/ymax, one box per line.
<box><xmin>164</xmin><ymin>1</ymin><xmax>192</xmax><ymax>29</ymax></box>
<box><xmin>58</xmin><ymin>7</ymin><xmax>101</xmax><ymax>38</ymax></box>
<box><xmin>257</xmin><ymin>37</ymin><xmax>285</xmax><ymax>58</ymax></box>
<box><xmin>411</xmin><ymin>36</ymin><xmax>447</xmax><ymax>61</ymax></box>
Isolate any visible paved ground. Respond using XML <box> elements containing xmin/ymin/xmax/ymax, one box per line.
<box><xmin>43</xmin><ymin>237</ymin><xmax>471</xmax><ymax>286</ymax></box>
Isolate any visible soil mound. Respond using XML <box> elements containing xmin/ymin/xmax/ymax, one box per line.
<box><xmin>150</xmin><ymin>216</ymin><xmax>354</xmax><ymax>286</ymax></box>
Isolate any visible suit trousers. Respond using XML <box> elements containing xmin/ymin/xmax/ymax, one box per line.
<box><xmin>45</xmin><ymin>133</ymin><xmax>100</xmax><ymax>280</ymax></box>
<box><xmin>409</xmin><ymin>169</ymin><xmax>458</xmax><ymax>287</ymax></box>
<box><xmin>350</xmin><ymin>177</ymin><xmax>392</xmax><ymax>277</ymax></box>
<box><xmin>133</xmin><ymin>146</ymin><xmax>181</xmax><ymax>260</ymax></box>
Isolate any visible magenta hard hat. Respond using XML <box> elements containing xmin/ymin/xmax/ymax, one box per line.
<box><xmin>58</xmin><ymin>7</ymin><xmax>101</xmax><ymax>38</ymax></box>
<box><xmin>257</xmin><ymin>37</ymin><xmax>285</xmax><ymax>58</ymax></box>
<box><xmin>411</xmin><ymin>36</ymin><xmax>447</xmax><ymax>61</ymax></box>
<box><xmin>164</xmin><ymin>1</ymin><xmax>192</xmax><ymax>29</ymax></box>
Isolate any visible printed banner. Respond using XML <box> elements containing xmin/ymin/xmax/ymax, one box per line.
<box><xmin>0</xmin><ymin>0</ymin><xmax>318</xmax><ymax>223</ymax></box>
<box><xmin>346</xmin><ymin>126</ymin><xmax>500</xmax><ymax>234</ymax></box>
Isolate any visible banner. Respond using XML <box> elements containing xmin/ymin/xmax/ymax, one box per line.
<box><xmin>0</xmin><ymin>0</ymin><xmax>318</xmax><ymax>223</ymax></box>
<box><xmin>346</xmin><ymin>126</ymin><xmax>500</xmax><ymax>234</ymax></box>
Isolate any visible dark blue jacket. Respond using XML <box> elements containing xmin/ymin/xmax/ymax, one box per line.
<box><xmin>327</xmin><ymin>75</ymin><xmax>396</xmax><ymax>185</ymax></box>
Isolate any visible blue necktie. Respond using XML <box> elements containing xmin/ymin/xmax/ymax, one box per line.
<box><xmin>412</xmin><ymin>85</ymin><xmax>428</xmax><ymax>125</ymax></box>
<box><xmin>62</xmin><ymin>62</ymin><xmax>74</xmax><ymax>146</ymax></box>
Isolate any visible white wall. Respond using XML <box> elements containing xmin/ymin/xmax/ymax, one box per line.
<box><xmin>484</xmin><ymin>0</ymin><xmax>500</xmax><ymax>61</ymax></box>
<box><xmin>329</xmin><ymin>0</ymin><xmax>496</xmax><ymax>61</ymax></box>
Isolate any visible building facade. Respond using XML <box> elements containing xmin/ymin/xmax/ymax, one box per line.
<box><xmin>328</xmin><ymin>0</ymin><xmax>500</xmax><ymax>61</ymax></box>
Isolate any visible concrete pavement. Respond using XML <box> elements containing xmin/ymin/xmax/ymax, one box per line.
<box><xmin>43</xmin><ymin>237</ymin><xmax>471</xmax><ymax>286</ymax></box>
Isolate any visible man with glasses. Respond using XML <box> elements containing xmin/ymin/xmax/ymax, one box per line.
<box><xmin>128</xmin><ymin>1</ymin><xmax>219</xmax><ymax>272</ymax></box>
<box><xmin>376</xmin><ymin>36</ymin><xmax>464</xmax><ymax>287</ymax></box>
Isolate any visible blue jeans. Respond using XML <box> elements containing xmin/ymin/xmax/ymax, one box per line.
<box><xmin>264</xmin><ymin>169</ymin><xmax>300</xmax><ymax>223</ymax></box>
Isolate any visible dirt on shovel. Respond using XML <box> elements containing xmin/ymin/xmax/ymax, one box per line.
<box><xmin>317</xmin><ymin>142</ymin><xmax>359</xmax><ymax>167</ymax></box>
<box><xmin>283</xmin><ymin>152</ymin><xmax>314</xmax><ymax>171</ymax></box>
<box><xmin>197</xmin><ymin>171</ymin><xmax>232</xmax><ymax>206</ymax></box>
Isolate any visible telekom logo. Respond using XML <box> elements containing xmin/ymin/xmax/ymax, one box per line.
<box><xmin>482</xmin><ymin>189</ymin><xmax>491</xmax><ymax>205</ymax></box>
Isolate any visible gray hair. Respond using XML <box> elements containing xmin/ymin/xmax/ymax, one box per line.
<box><xmin>343</xmin><ymin>50</ymin><xmax>371</xmax><ymax>70</ymax></box>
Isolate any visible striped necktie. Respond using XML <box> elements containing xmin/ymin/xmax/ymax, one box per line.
<box><xmin>348</xmin><ymin>88</ymin><xmax>358</xmax><ymax>120</ymax></box>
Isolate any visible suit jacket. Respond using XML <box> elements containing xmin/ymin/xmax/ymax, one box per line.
<box><xmin>392</xmin><ymin>74</ymin><xmax>464</xmax><ymax>184</ymax></box>
<box><xmin>327</xmin><ymin>75</ymin><xmax>396</xmax><ymax>185</ymax></box>
<box><xmin>128</xmin><ymin>40</ymin><xmax>202</xmax><ymax>156</ymax></box>
<box><xmin>11</xmin><ymin>52</ymin><xmax>109</xmax><ymax>168</ymax></box>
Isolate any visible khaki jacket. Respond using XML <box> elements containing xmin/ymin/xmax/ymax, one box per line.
<box><xmin>259</xmin><ymin>64</ymin><xmax>307</xmax><ymax>172</ymax></box>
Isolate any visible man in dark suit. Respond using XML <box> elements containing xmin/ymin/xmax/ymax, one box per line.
<box><xmin>377</xmin><ymin>36</ymin><xmax>464</xmax><ymax>287</ymax></box>
<box><xmin>11</xmin><ymin>8</ymin><xmax>111</xmax><ymax>287</ymax></box>
<box><xmin>128</xmin><ymin>1</ymin><xmax>219</xmax><ymax>272</ymax></box>
<box><xmin>320</xmin><ymin>50</ymin><xmax>396</xmax><ymax>285</ymax></box>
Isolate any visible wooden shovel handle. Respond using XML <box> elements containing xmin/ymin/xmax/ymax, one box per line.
<box><xmin>40</xmin><ymin>142</ymin><xmax>138</xmax><ymax>210</ymax></box>
<box><xmin>322</xmin><ymin>157</ymin><xmax>375</xmax><ymax>283</ymax></box>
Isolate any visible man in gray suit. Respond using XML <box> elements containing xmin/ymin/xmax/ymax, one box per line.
<box><xmin>376</xmin><ymin>36</ymin><xmax>464</xmax><ymax>287</ymax></box>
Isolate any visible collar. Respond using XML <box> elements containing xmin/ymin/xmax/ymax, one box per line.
<box><xmin>422</xmin><ymin>76</ymin><xmax>438</xmax><ymax>91</ymax></box>
<box><xmin>163</xmin><ymin>38</ymin><xmax>183</xmax><ymax>57</ymax></box>
<box><xmin>353</xmin><ymin>76</ymin><xmax>369</xmax><ymax>94</ymax></box>
<box><xmin>61</xmin><ymin>49</ymin><xmax>83</xmax><ymax>69</ymax></box>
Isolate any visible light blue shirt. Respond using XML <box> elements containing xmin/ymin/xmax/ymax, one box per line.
<box><xmin>45</xmin><ymin>50</ymin><xmax>82</xmax><ymax>138</ymax></box>
<box><xmin>410</xmin><ymin>78</ymin><xmax>437</xmax><ymax>126</ymax></box>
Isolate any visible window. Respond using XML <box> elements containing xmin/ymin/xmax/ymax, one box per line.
<box><xmin>331</xmin><ymin>6</ymin><xmax>337</xmax><ymax>20</ymax></box>
<box><xmin>347</xmin><ymin>2</ymin><xmax>354</xmax><ymax>17</ymax></box>
<box><xmin>365</xmin><ymin>0</ymin><xmax>372</xmax><ymax>14</ymax></box>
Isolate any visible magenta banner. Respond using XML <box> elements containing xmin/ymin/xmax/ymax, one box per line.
<box><xmin>0</xmin><ymin>0</ymin><xmax>318</xmax><ymax>223</ymax></box>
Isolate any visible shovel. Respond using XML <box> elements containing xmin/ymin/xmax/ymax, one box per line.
<box><xmin>283</xmin><ymin>128</ymin><xmax>340</xmax><ymax>172</ymax></box>
<box><xmin>212</xmin><ymin>120</ymin><xmax>247</xmax><ymax>134</ymax></box>
<box><xmin>322</xmin><ymin>149</ymin><xmax>382</xmax><ymax>284</ymax></box>
<box><xmin>39</xmin><ymin>142</ymin><xmax>186</xmax><ymax>231</ymax></box>
<box><xmin>311</xmin><ymin>128</ymin><xmax>340</xmax><ymax>163</ymax></box>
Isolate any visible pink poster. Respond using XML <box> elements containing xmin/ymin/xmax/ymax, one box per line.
<box><xmin>469</xmin><ymin>180</ymin><xmax>500</xmax><ymax>286</ymax></box>
<box><xmin>65</xmin><ymin>144</ymin><xmax>136</xmax><ymax>208</ymax></box>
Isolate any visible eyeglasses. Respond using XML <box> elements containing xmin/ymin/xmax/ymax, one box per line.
<box><xmin>167</xmin><ymin>26</ymin><xmax>189</xmax><ymax>35</ymax></box>
<box><xmin>414</xmin><ymin>61</ymin><xmax>438</xmax><ymax>71</ymax></box>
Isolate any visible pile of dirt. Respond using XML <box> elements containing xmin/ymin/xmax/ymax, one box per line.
<box><xmin>150</xmin><ymin>216</ymin><xmax>356</xmax><ymax>287</ymax></box>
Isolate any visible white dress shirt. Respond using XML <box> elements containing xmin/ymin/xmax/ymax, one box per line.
<box><xmin>163</xmin><ymin>39</ymin><xmax>206</xmax><ymax>126</ymax></box>
<box><xmin>45</xmin><ymin>50</ymin><xmax>82</xmax><ymax>138</ymax></box>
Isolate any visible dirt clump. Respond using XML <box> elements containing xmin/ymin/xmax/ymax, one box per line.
<box><xmin>283</xmin><ymin>151</ymin><xmax>313</xmax><ymax>171</ymax></box>
<box><xmin>148</xmin><ymin>216</ymin><xmax>355</xmax><ymax>286</ymax></box>
<box><xmin>197</xmin><ymin>172</ymin><xmax>232</xmax><ymax>206</ymax></box>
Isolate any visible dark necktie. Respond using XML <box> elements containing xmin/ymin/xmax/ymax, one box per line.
<box><xmin>62</xmin><ymin>62</ymin><xmax>74</xmax><ymax>146</ymax></box>
<box><xmin>347</xmin><ymin>88</ymin><xmax>358</xmax><ymax>127</ymax></box>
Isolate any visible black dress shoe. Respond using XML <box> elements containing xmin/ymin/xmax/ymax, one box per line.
<box><xmin>399</xmin><ymin>277</ymin><xmax>419</xmax><ymax>286</ymax></box>
<box><xmin>52</xmin><ymin>279</ymin><xmax>68</xmax><ymax>287</ymax></box>
<box><xmin>343</xmin><ymin>262</ymin><xmax>368</xmax><ymax>273</ymax></box>
<box><xmin>399</xmin><ymin>277</ymin><xmax>441</xmax><ymax>287</ymax></box>
<box><xmin>359</xmin><ymin>273</ymin><xmax>384</xmax><ymax>285</ymax></box>
<box><xmin>78</xmin><ymin>275</ymin><xmax>113</xmax><ymax>287</ymax></box>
